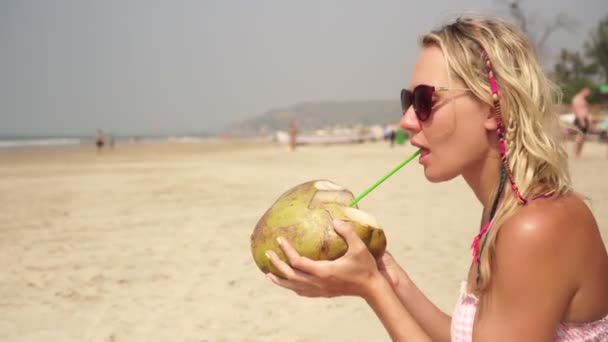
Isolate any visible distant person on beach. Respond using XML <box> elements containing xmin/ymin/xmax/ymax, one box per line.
<box><xmin>265</xmin><ymin>16</ymin><xmax>608</xmax><ymax>341</ymax></box>
<box><xmin>383</xmin><ymin>124</ymin><xmax>392</xmax><ymax>141</ymax></box>
<box><xmin>288</xmin><ymin>123</ymin><xmax>297</xmax><ymax>151</ymax></box>
<box><xmin>572</xmin><ymin>87</ymin><xmax>592</xmax><ymax>159</ymax></box>
<box><xmin>95</xmin><ymin>130</ymin><xmax>105</xmax><ymax>154</ymax></box>
<box><xmin>383</xmin><ymin>124</ymin><xmax>396</xmax><ymax>148</ymax></box>
<box><xmin>389</xmin><ymin>128</ymin><xmax>396</xmax><ymax>148</ymax></box>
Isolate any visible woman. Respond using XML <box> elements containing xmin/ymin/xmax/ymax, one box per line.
<box><xmin>265</xmin><ymin>16</ymin><xmax>608</xmax><ymax>341</ymax></box>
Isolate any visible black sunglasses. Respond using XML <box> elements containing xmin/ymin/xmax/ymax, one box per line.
<box><xmin>401</xmin><ymin>85</ymin><xmax>470</xmax><ymax>122</ymax></box>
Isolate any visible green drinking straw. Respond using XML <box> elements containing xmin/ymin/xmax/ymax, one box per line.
<box><xmin>348</xmin><ymin>149</ymin><xmax>421</xmax><ymax>207</ymax></box>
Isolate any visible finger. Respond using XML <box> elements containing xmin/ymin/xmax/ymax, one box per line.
<box><xmin>277</xmin><ymin>237</ymin><xmax>330</xmax><ymax>277</ymax></box>
<box><xmin>265</xmin><ymin>272</ymin><xmax>305</xmax><ymax>292</ymax></box>
<box><xmin>266</xmin><ymin>249</ymin><xmax>319</xmax><ymax>282</ymax></box>
<box><xmin>266</xmin><ymin>272</ymin><xmax>323</xmax><ymax>297</ymax></box>
<box><xmin>381</xmin><ymin>250</ymin><xmax>394</xmax><ymax>262</ymax></box>
<box><xmin>266</xmin><ymin>273</ymin><xmax>331</xmax><ymax>298</ymax></box>
<box><xmin>266</xmin><ymin>249</ymin><xmax>299</xmax><ymax>280</ymax></box>
<box><xmin>331</xmin><ymin>219</ymin><xmax>366</xmax><ymax>252</ymax></box>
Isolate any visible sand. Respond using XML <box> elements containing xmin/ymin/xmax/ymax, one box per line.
<box><xmin>0</xmin><ymin>139</ymin><xmax>606</xmax><ymax>342</ymax></box>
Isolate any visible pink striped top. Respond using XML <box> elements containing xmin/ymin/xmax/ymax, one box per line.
<box><xmin>451</xmin><ymin>281</ymin><xmax>608</xmax><ymax>341</ymax></box>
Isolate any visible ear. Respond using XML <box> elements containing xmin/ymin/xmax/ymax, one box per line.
<box><xmin>482</xmin><ymin>104</ymin><xmax>497</xmax><ymax>131</ymax></box>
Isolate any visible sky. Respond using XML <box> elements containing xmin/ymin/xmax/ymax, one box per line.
<box><xmin>1</xmin><ymin>0</ymin><xmax>606</xmax><ymax>136</ymax></box>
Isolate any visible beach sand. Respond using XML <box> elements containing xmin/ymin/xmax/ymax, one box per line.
<box><xmin>0</xmin><ymin>139</ymin><xmax>606</xmax><ymax>342</ymax></box>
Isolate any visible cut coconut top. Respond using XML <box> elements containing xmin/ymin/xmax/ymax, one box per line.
<box><xmin>343</xmin><ymin>207</ymin><xmax>381</xmax><ymax>228</ymax></box>
<box><xmin>309</xmin><ymin>180</ymin><xmax>356</xmax><ymax>208</ymax></box>
<box><xmin>314</xmin><ymin>180</ymin><xmax>345</xmax><ymax>191</ymax></box>
<box><xmin>309</xmin><ymin>181</ymin><xmax>355</xmax><ymax>209</ymax></box>
<box><xmin>309</xmin><ymin>190</ymin><xmax>355</xmax><ymax>208</ymax></box>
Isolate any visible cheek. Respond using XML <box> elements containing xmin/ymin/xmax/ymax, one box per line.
<box><xmin>423</xmin><ymin>106</ymin><xmax>490</xmax><ymax>181</ymax></box>
<box><xmin>423</xmin><ymin>105</ymin><xmax>458</xmax><ymax>139</ymax></box>
<box><xmin>423</xmin><ymin>145</ymin><xmax>464</xmax><ymax>182</ymax></box>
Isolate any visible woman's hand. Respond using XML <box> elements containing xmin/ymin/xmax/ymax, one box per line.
<box><xmin>377</xmin><ymin>251</ymin><xmax>403</xmax><ymax>288</ymax></box>
<box><xmin>265</xmin><ymin>219</ymin><xmax>385</xmax><ymax>299</ymax></box>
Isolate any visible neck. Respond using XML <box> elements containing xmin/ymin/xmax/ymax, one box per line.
<box><xmin>462</xmin><ymin>154</ymin><xmax>502</xmax><ymax>211</ymax></box>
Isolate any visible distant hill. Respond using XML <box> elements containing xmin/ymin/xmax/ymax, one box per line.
<box><xmin>223</xmin><ymin>100</ymin><xmax>401</xmax><ymax>137</ymax></box>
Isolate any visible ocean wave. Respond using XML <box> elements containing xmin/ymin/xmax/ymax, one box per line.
<box><xmin>0</xmin><ymin>138</ymin><xmax>83</xmax><ymax>148</ymax></box>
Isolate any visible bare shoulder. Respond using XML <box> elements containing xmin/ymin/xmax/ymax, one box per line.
<box><xmin>500</xmin><ymin>192</ymin><xmax>599</xmax><ymax>251</ymax></box>
<box><xmin>494</xmin><ymin>192</ymin><xmax>599</xmax><ymax>272</ymax></box>
<box><xmin>494</xmin><ymin>192</ymin><xmax>602</xmax><ymax>286</ymax></box>
<box><xmin>493</xmin><ymin>191</ymin><xmax>608</xmax><ymax>321</ymax></box>
<box><xmin>473</xmin><ymin>192</ymin><xmax>607</xmax><ymax>339</ymax></box>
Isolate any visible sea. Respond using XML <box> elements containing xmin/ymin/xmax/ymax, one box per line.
<box><xmin>0</xmin><ymin>134</ymin><xmax>214</xmax><ymax>149</ymax></box>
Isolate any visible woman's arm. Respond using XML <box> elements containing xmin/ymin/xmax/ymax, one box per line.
<box><xmin>365</xmin><ymin>273</ymin><xmax>432</xmax><ymax>342</ymax></box>
<box><xmin>378</xmin><ymin>254</ymin><xmax>452</xmax><ymax>342</ymax></box>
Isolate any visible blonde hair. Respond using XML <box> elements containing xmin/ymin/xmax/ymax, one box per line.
<box><xmin>421</xmin><ymin>15</ymin><xmax>572</xmax><ymax>293</ymax></box>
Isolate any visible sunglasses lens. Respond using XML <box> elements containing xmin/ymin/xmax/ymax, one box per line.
<box><xmin>400</xmin><ymin>89</ymin><xmax>411</xmax><ymax>115</ymax></box>
<box><xmin>414</xmin><ymin>85</ymin><xmax>434</xmax><ymax>121</ymax></box>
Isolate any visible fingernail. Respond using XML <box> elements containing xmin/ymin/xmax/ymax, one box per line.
<box><xmin>333</xmin><ymin>219</ymin><xmax>344</xmax><ymax>225</ymax></box>
<box><xmin>265</xmin><ymin>274</ymin><xmax>273</xmax><ymax>282</ymax></box>
<box><xmin>276</xmin><ymin>237</ymin><xmax>283</xmax><ymax>246</ymax></box>
<box><xmin>265</xmin><ymin>251</ymin><xmax>272</xmax><ymax>260</ymax></box>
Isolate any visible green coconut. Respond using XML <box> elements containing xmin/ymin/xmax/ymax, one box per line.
<box><xmin>250</xmin><ymin>180</ymin><xmax>387</xmax><ymax>277</ymax></box>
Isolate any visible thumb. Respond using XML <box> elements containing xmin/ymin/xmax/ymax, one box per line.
<box><xmin>381</xmin><ymin>251</ymin><xmax>394</xmax><ymax>262</ymax></box>
<box><xmin>332</xmin><ymin>219</ymin><xmax>364</xmax><ymax>249</ymax></box>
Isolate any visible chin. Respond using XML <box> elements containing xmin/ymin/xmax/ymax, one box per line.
<box><xmin>423</xmin><ymin>166</ymin><xmax>460</xmax><ymax>183</ymax></box>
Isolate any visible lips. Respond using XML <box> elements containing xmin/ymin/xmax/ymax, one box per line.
<box><xmin>418</xmin><ymin>148</ymin><xmax>431</xmax><ymax>164</ymax></box>
<box><xmin>410</xmin><ymin>140</ymin><xmax>430</xmax><ymax>164</ymax></box>
<box><xmin>410</xmin><ymin>139</ymin><xmax>428</xmax><ymax>152</ymax></box>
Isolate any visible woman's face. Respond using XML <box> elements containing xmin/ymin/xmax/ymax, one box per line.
<box><xmin>400</xmin><ymin>45</ymin><xmax>496</xmax><ymax>182</ymax></box>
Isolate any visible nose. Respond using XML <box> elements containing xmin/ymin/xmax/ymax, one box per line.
<box><xmin>400</xmin><ymin>106</ymin><xmax>421</xmax><ymax>136</ymax></box>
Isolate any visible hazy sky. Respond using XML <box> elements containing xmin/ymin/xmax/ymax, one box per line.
<box><xmin>1</xmin><ymin>0</ymin><xmax>606</xmax><ymax>136</ymax></box>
